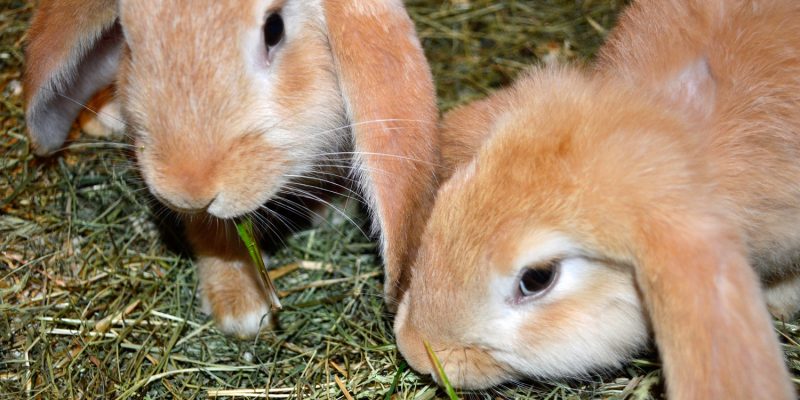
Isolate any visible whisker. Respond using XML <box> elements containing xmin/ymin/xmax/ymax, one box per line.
<box><xmin>250</xmin><ymin>208</ymin><xmax>289</xmax><ymax>249</ymax></box>
<box><xmin>282</xmin><ymin>175</ymin><xmax>366</xmax><ymax>204</ymax></box>
<box><xmin>276</xmin><ymin>187</ymin><xmax>368</xmax><ymax>239</ymax></box>
<box><xmin>267</xmin><ymin>195</ymin><xmax>350</xmax><ymax>240</ymax></box>
<box><xmin>313</xmin><ymin>151</ymin><xmax>441</xmax><ymax>167</ymax></box>
<box><xmin>40</xmin><ymin>86</ymin><xmax>132</xmax><ymax>131</ymax></box>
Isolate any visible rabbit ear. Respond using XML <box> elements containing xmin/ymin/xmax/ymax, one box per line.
<box><xmin>324</xmin><ymin>1</ymin><xmax>438</xmax><ymax>305</ymax></box>
<box><xmin>24</xmin><ymin>0</ymin><xmax>122</xmax><ymax>156</ymax></box>
<box><xmin>635</xmin><ymin>220</ymin><xmax>793</xmax><ymax>399</ymax></box>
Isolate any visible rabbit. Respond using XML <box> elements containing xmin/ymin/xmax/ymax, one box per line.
<box><xmin>23</xmin><ymin>0</ymin><xmax>438</xmax><ymax>337</ymax></box>
<box><xmin>394</xmin><ymin>0</ymin><xmax>800</xmax><ymax>398</ymax></box>
<box><xmin>77</xmin><ymin>86</ymin><xmax>126</xmax><ymax>139</ymax></box>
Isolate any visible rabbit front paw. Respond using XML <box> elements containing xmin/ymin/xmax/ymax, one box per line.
<box><xmin>197</xmin><ymin>256</ymin><xmax>274</xmax><ymax>338</ymax></box>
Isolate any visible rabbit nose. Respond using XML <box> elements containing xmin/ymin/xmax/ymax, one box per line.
<box><xmin>150</xmin><ymin>159</ymin><xmax>222</xmax><ymax>213</ymax></box>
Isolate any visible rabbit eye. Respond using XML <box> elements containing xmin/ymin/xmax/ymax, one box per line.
<box><xmin>264</xmin><ymin>13</ymin><xmax>284</xmax><ymax>48</ymax></box>
<box><xmin>518</xmin><ymin>261</ymin><xmax>559</xmax><ymax>298</ymax></box>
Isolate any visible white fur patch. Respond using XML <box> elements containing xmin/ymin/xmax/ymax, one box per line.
<box><xmin>81</xmin><ymin>99</ymin><xmax>125</xmax><ymax>138</ymax></box>
<box><xmin>475</xmin><ymin>231</ymin><xmax>648</xmax><ymax>379</ymax></box>
<box><xmin>474</xmin><ymin>233</ymin><xmax>581</xmax><ymax>348</ymax></box>
<box><xmin>664</xmin><ymin>57</ymin><xmax>716</xmax><ymax>119</ymax></box>
<box><xmin>218</xmin><ymin>306</ymin><xmax>273</xmax><ymax>338</ymax></box>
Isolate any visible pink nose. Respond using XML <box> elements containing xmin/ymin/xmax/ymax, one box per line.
<box><xmin>147</xmin><ymin>157</ymin><xmax>221</xmax><ymax>213</ymax></box>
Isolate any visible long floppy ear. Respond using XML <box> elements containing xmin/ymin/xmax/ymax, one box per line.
<box><xmin>24</xmin><ymin>0</ymin><xmax>122</xmax><ymax>156</ymax></box>
<box><xmin>324</xmin><ymin>1</ymin><xmax>438</xmax><ymax>306</ymax></box>
<box><xmin>635</xmin><ymin>219</ymin><xmax>794</xmax><ymax>399</ymax></box>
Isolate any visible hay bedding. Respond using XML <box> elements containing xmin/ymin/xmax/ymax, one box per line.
<box><xmin>1</xmin><ymin>0</ymin><xmax>798</xmax><ymax>398</ymax></box>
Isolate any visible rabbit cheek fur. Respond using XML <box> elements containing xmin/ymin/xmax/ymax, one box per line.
<box><xmin>25</xmin><ymin>0</ymin><xmax>438</xmax><ymax>337</ymax></box>
<box><xmin>396</xmin><ymin>1</ymin><xmax>800</xmax><ymax>398</ymax></box>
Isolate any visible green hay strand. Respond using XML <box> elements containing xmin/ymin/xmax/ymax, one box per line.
<box><xmin>424</xmin><ymin>341</ymin><xmax>459</xmax><ymax>400</ymax></box>
<box><xmin>384</xmin><ymin>361</ymin><xmax>407</xmax><ymax>400</ymax></box>
<box><xmin>235</xmin><ymin>218</ymin><xmax>282</xmax><ymax>310</ymax></box>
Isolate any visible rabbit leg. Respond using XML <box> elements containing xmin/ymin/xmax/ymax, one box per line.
<box><xmin>196</xmin><ymin>255</ymin><xmax>273</xmax><ymax>338</ymax></box>
<box><xmin>765</xmin><ymin>274</ymin><xmax>800</xmax><ymax>321</ymax></box>
<box><xmin>185</xmin><ymin>218</ymin><xmax>273</xmax><ymax>338</ymax></box>
<box><xmin>78</xmin><ymin>86</ymin><xmax>125</xmax><ymax>139</ymax></box>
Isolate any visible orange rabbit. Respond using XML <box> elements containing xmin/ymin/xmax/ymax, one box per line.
<box><xmin>395</xmin><ymin>0</ymin><xmax>799</xmax><ymax>398</ymax></box>
<box><xmin>23</xmin><ymin>0</ymin><xmax>437</xmax><ymax>337</ymax></box>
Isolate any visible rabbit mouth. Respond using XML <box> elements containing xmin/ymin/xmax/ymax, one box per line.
<box><xmin>169</xmin><ymin>204</ymin><xmax>211</xmax><ymax>215</ymax></box>
<box><xmin>428</xmin><ymin>345</ymin><xmax>513</xmax><ymax>390</ymax></box>
<box><xmin>145</xmin><ymin>190</ymin><xmax>198</xmax><ymax>214</ymax></box>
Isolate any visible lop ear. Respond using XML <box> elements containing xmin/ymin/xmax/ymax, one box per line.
<box><xmin>324</xmin><ymin>1</ymin><xmax>438</xmax><ymax>306</ymax></box>
<box><xmin>635</xmin><ymin>219</ymin><xmax>794</xmax><ymax>399</ymax></box>
<box><xmin>24</xmin><ymin>0</ymin><xmax>122</xmax><ymax>156</ymax></box>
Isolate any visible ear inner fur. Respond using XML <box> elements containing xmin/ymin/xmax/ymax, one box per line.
<box><xmin>324</xmin><ymin>1</ymin><xmax>439</xmax><ymax>305</ymax></box>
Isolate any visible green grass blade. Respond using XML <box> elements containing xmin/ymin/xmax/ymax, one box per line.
<box><xmin>235</xmin><ymin>218</ymin><xmax>282</xmax><ymax>310</ymax></box>
<box><xmin>423</xmin><ymin>341</ymin><xmax>460</xmax><ymax>400</ymax></box>
<box><xmin>383</xmin><ymin>361</ymin><xmax>407</xmax><ymax>400</ymax></box>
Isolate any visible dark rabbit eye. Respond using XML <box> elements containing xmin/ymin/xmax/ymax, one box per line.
<box><xmin>518</xmin><ymin>261</ymin><xmax>559</xmax><ymax>297</ymax></box>
<box><xmin>264</xmin><ymin>13</ymin><xmax>284</xmax><ymax>47</ymax></box>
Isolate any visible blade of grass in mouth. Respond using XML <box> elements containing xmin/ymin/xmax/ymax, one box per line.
<box><xmin>235</xmin><ymin>218</ymin><xmax>282</xmax><ymax>310</ymax></box>
<box><xmin>424</xmin><ymin>340</ymin><xmax>460</xmax><ymax>400</ymax></box>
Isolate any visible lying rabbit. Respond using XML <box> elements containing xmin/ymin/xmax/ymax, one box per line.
<box><xmin>395</xmin><ymin>0</ymin><xmax>799</xmax><ymax>398</ymax></box>
<box><xmin>23</xmin><ymin>0</ymin><xmax>438</xmax><ymax>337</ymax></box>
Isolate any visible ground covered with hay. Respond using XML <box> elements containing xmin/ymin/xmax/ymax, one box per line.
<box><xmin>2</xmin><ymin>0</ymin><xmax>799</xmax><ymax>399</ymax></box>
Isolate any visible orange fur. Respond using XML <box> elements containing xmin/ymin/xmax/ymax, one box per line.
<box><xmin>436</xmin><ymin>93</ymin><xmax>513</xmax><ymax>183</ymax></box>
<box><xmin>273</xmin><ymin>31</ymin><xmax>331</xmax><ymax>112</ymax></box>
<box><xmin>396</xmin><ymin>0</ymin><xmax>800</xmax><ymax>397</ymax></box>
<box><xmin>325</xmin><ymin>0</ymin><xmax>438</xmax><ymax>305</ymax></box>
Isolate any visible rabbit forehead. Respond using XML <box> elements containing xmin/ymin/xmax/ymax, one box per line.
<box><xmin>119</xmin><ymin>0</ymin><xmax>281</xmax><ymax>28</ymax></box>
<box><xmin>118</xmin><ymin>0</ymin><xmax>333</xmax><ymax>134</ymax></box>
<box><xmin>458</xmin><ymin>70</ymin><xmax>704</xmax><ymax>259</ymax></box>
<box><xmin>118</xmin><ymin>0</ymin><xmax>293</xmax><ymax>58</ymax></box>
<box><xmin>118</xmin><ymin>0</ymin><xmax>318</xmax><ymax>65</ymax></box>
